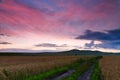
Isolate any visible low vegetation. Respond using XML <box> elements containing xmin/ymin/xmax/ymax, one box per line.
<box><xmin>26</xmin><ymin>59</ymin><xmax>84</xmax><ymax>80</ymax></box>
<box><xmin>91</xmin><ymin>62</ymin><xmax>101</xmax><ymax>80</ymax></box>
<box><xmin>63</xmin><ymin>57</ymin><xmax>101</xmax><ymax>80</ymax></box>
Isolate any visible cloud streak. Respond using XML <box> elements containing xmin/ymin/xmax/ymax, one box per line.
<box><xmin>0</xmin><ymin>42</ymin><xmax>12</xmax><ymax>45</ymax></box>
<box><xmin>0</xmin><ymin>33</ymin><xmax>10</xmax><ymax>37</ymax></box>
<box><xmin>35</xmin><ymin>43</ymin><xmax>67</xmax><ymax>48</ymax></box>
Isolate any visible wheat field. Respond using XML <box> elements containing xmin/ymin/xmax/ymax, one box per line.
<box><xmin>0</xmin><ymin>56</ymin><xmax>90</xmax><ymax>80</ymax></box>
<box><xmin>99</xmin><ymin>56</ymin><xmax>120</xmax><ymax>80</ymax></box>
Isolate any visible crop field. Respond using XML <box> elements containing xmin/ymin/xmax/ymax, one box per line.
<box><xmin>99</xmin><ymin>56</ymin><xmax>120</xmax><ymax>80</ymax></box>
<box><xmin>0</xmin><ymin>56</ymin><xmax>93</xmax><ymax>80</ymax></box>
<box><xmin>0</xmin><ymin>55</ymin><xmax>119</xmax><ymax>80</ymax></box>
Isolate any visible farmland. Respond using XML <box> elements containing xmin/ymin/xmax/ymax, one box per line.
<box><xmin>0</xmin><ymin>56</ymin><xmax>92</xmax><ymax>80</ymax></box>
<box><xmin>100</xmin><ymin>56</ymin><xmax>120</xmax><ymax>80</ymax></box>
<box><xmin>0</xmin><ymin>55</ymin><xmax>119</xmax><ymax>80</ymax></box>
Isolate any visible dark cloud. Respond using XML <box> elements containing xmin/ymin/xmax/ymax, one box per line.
<box><xmin>76</xmin><ymin>29</ymin><xmax>120</xmax><ymax>41</ymax></box>
<box><xmin>111</xmin><ymin>41</ymin><xmax>120</xmax><ymax>45</ymax></box>
<box><xmin>84</xmin><ymin>40</ymin><xmax>120</xmax><ymax>50</ymax></box>
<box><xmin>35</xmin><ymin>43</ymin><xmax>67</xmax><ymax>47</ymax></box>
<box><xmin>95</xmin><ymin>41</ymin><xmax>120</xmax><ymax>50</ymax></box>
<box><xmin>35</xmin><ymin>43</ymin><xmax>58</xmax><ymax>47</ymax></box>
<box><xmin>85</xmin><ymin>40</ymin><xmax>95</xmax><ymax>48</ymax></box>
<box><xmin>0</xmin><ymin>42</ymin><xmax>12</xmax><ymax>45</ymax></box>
<box><xmin>77</xmin><ymin>29</ymin><xmax>120</xmax><ymax>50</ymax></box>
<box><xmin>0</xmin><ymin>34</ymin><xmax>5</xmax><ymax>36</ymax></box>
<box><xmin>0</xmin><ymin>33</ymin><xmax>10</xmax><ymax>37</ymax></box>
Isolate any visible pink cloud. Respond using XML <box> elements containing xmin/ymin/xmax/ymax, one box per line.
<box><xmin>0</xmin><ymin>1</ymin><xmax>54</xmax><ymax>37</ymax></box>
<box><xmin>0</xmin><ymin>0</ymin><xmax>119</xmax><ymax>38</ymax></box>
<box><xmin>55</xmin><ymin>3</ymin><xmax>107</xmax><ymax>21</ymax></box>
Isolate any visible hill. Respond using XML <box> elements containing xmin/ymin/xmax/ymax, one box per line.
<box><xmin>0</xmin><ymin>49</ymin><xmax>120</xmax><ymax>56</ymax></box>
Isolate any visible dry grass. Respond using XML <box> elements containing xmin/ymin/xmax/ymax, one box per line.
<box><xmin>99</xmin><ymin>56</ymin><xmax>120</xmax><ymax>80</ymax></box>
<box><xmin>0</xmin><ymin>56</ymin><xmax>91</xmax><ymax>80</ymax></box>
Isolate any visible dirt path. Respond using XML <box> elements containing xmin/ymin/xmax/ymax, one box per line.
<box><xmin>46</xmin><ymin>69</ymin><xmax>75</xmax><ymax>80</ymax></box>
<box><xmin>47</xmin><ymin>65</ymin><xmax>95</xmax><ymax>80</ymax></box>
<box><xmin>46</xmin><ymin>59</ymin><xmax>99</xmax><ymax>80</ymax></box>
<box><xmin>53</xmin><ymin>69</ymin><xmax>75</xmax><ymax>80</ymax></box>
<box><xmin>78</xmin><ymin>65</ymin><xmax>95</xmax><ymax>80</ymax></box>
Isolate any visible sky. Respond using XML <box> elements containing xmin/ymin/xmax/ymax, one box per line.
<box><xmin>0</xmin><ymin>0</ymin><xmax>120</xmax><ymax>53</ymax></box>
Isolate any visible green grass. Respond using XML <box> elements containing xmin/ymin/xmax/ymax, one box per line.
<box><xmin>26</xmin><ymin>67</ymin><xmax>69</xmax><ymax>80</ymax></box>
<box><xmin>63</xmin><ymin>63</ymin><xmax>90</xmax><ymax>80</ymax></box>
<box><xmin>91</xmin><ymin>62</ymin><xmax>101</xmax><ymax>80</ymax></box>
<box><xmin>63</xmin><ymin>57</ymin><xmax>101</xmax><ymax>80</ymax></box>
<box><xmin>25</xmin><ymin>56</ymin><xmax>102</xmax><ymax>80</ymax></box>
<box><xmin>26</xmin><ymin>59</ymin><xmax>84</xmax><ymax>80</ymax></box>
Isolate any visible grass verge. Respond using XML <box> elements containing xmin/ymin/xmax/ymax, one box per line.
<box><xmin>26</xmin><ymin>59</ymin><xmax>84</xmax><ymax>80</ymax></box>
<box><xmin>63</xmin><ymin>57</ymin><xmax>101</xmax><ymax>80</ymax></box>
<box><xmin>90</xmin><ymin>62</ymin><xmax>102</xmax><ymax>80</ymax></box>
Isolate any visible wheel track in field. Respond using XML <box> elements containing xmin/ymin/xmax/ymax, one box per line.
<box><xmin>78</xmin><ymin>65</ymin><xmax>95</xmax><ymax>80</ymax></box>
<box><xmin>46</xmin><ymin>64</ymin><xmax>95</xmax><ymax>80</ymax></box>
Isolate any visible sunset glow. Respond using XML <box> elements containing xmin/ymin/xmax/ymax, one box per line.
<box><xmin>0</xmin><ymin>0</ymin><xmax>120</xmax><ymax>52</ymax></box>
